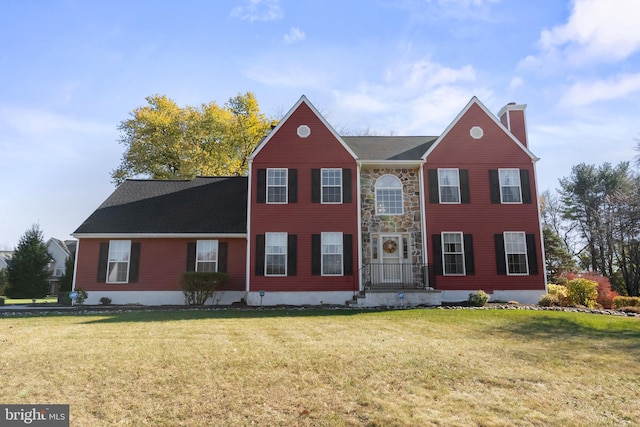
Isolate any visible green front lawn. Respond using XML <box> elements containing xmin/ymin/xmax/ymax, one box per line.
<box><xmin>1</xmin><ymin>308</ymin><xmax>639</xmax><ymax>426</ymax></box>
<box><xmin>1</xmin><ymin>296</ymin><xmax>58</xmax><ymax>305</ymax></box>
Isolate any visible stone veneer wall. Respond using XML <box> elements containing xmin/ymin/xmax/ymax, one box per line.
<box><xmin>360</xmin><ymin>167</ymin><xmax>423</xmax><ymax>264</ymax></box>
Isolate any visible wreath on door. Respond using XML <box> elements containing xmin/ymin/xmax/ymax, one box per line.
<box><xmin>383</xmin><ymin>239</ymin><xmax>398</xmax><ymax>254</ymax></box>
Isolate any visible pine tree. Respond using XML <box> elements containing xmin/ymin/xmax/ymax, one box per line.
<box><xmin>6</xmin><ymin>224</ymin><xmax>52</xmax><ymax>299</ymax></box>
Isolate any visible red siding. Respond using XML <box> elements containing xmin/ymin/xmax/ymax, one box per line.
<box><xmin>250</xmin><ymin>100</ymin><xmax>359</xmax><ymax>292</ymax></box>
<box><xmin>75</xmin><ymin>238</ymin><xmax>246</xmax><ymax>293</ymax></box>
<box><xmin>425</xmin><ymin>102</ymin><xmax>545</xmax><ymax>293</ymax></box>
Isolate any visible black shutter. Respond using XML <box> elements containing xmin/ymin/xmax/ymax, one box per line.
<box><xmin>494</xmin><ymin>234</ymin><xmax>507</xmax><ymax>275</ymax></box>
<box><xmin>311</xmin><ymin>234</ymin><xmax>321</xmax><ymax>275</ymax></box>
<box><xmin>460</xmin><ymin>170</ymin><xmax>470</xmax><ymax>204</ymax></box>
<box><xmin>288</xmin><ymin>169</ymin><xmax>297</xmax><ymax>203</ymax></box>
<box><xmin>311</xmin><ymin>169</ymin><xmax>321</xmax><ymax>203</ymax></box>
<box><xmin>97</xmin><ymin>242</ymin><xmax>109</xmax><ymax>283</ymax></box>
<box><xmin>343</xmin><ymin>168</ymin><xmax>352</xmax><ymax>203</ymax></box>
<box><xmin>526</xmin><ymin>234</ymin><xmax>539</xmax><ymax>275</ymax></box>
<box><xmin>520</xmin><ymin>169</ymin><xmax>532</xmax><ymax>204</ymax></box>
<box><xmin>186</xmin><ymin>242</ymin><xmax>196</xmax><ymax>272</ymax></box>
<box><xmin>218</xmin><ymin>242</ymin><xmax>228</xmax><ymax>273</ymax></box>
<box><xmin>489</xmin><ymin>170</ymin><xmax>500</xmax><ymax>204</ymax></box>
<box><xmin>343</xmin><ymin>234</ymin><xmax>353</xmax><ymax>275</ymax></box>
<box><xmin>287</xmin><ymin>235</ymin><xmax>297</xmax><ymax>276</ymax></box>
<box><xmin>255</xmin><ymin>235</ymin><xmax>265</xmax><ymax>276</ymax></box>
<box><xmin>463</xmin><ymin>234</ymin><xmax>474</xmax><ymax>275</ymax></box>
<box><xmin>129</xmin><ymin>242</ymin><xmax>141</xmax><ymax>282</ymax></box>
<box><xmin>432</xmin><ymin>234</ymin><xmax>443</xmax><ymax>275</ymax></box>
<box><xmin>257</xmin><ymin>169</ymin><xmax>266</xmax><ymax>203</ymax></box>
<box><xmin>428</xmin><ymin>169</ymin><xmax>439</xmax><ymax>204</ymax></box>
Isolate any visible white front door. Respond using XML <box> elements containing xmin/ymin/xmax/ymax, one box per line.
<box><xmin>380</xmin><ymin>235</ymin><xmax>402</xmax><ymax>282</ymax></box>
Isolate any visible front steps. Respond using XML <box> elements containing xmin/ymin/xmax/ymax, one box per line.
<box><xmin>346</xmin><ymin>289</ymin><xmax>442</xmax><ymax>308</ymax></box>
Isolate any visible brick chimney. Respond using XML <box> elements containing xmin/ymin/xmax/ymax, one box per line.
<box><xmin>498</xmin><ymin>102</ymin><xmax>528</xmax><ymax>148</ymax></box>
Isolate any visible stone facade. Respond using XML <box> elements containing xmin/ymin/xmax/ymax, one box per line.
<box><xmin>360</xmin><ymin>167</ymin><xmax>423</xmax><ymax>264</ymax></box>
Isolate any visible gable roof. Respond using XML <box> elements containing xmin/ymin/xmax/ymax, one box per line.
<box><xmin>249</xmin><ymin>95</ymin><xmax>358</xmax><ymax>161</ymax></box>
<box><xmin>46</xmin><ymin>238</ymin><xmax>72</xmax><ymax>258</ymax></box>
<box><xmin>422</xmin><ymin>96</ymin><xmax>539</xmax><ymax>161</ymax></box>
<box><xmin>342</xmin><ymin>136</ymin><xmax>437</xmax><ymax>161</ymax></box>
<box><xmin>73</xmin><ymin>177</ymin><xmax>247</xmax><ymax>236</ymax></box>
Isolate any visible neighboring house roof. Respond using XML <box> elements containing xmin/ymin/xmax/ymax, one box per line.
<box><xmin>47</xmin><ymin>238</ymin><xmax>72</xmax><ymax>258</ymax></box>
<box><xmin>74</xmin><ymin>177</ymin><xmax>248</xmax><ymax>235</ymax></box>
<box><xmin>342</xmin><ymin>136</ymin><xmax>438</xmax><ymax>161</ymax></box>
<box><xmin>0</xmin><ymin>250</ymin><xmax>13</xmax><ymax>270</ymax></box>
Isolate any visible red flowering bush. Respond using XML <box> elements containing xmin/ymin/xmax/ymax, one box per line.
<box><xmin>561</xmin><ymin>272</ymin><xmax>618</xmax><ymax>309</ymax></box>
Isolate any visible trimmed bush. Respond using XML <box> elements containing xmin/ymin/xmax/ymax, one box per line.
<box><xmin>538</xmin><ymin>294</ymin><xmax>560</xmax><ymax>307</ymax></box>
<box><xmin>547</xmin><ymin>283</ymin><xmax>570</xmax><ymax>306</ymax></box>
<box><xmin>181</xmin><ymin>272</ymin><xmax>229</xmax><ymax>305</ymax></box>
<box><xmin>468</xmin><ymin>290</ymin><xmax>490</xmax><ymax>307</ymax></box>
<box><xmin>566</xmin><ymin>278</ymin><xmax>598</xmax><ymax>308</ymax></box>
<box><xmin>99</xmin><ymin>297</ymin><xmax>112</xmax><ymax>305</ymax></box>
<box><xmin>613</xmin><ymin>296</ymin><xmax>640</xmax><ymax>309</ymax></box>
<box><xmin>75</xmin><ymin>288</ymin><xmax>88</xmax><ymax>305</ymax></box>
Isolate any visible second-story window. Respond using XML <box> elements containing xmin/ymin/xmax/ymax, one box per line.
<box><xmin>267</xmin><ymin>168</ymin><xmax>287</xmax><ymax>203</ymax></box>
<box><xmin>322</xmin><ymin>168</ymin><xmax>342</xmax><ymax>203</ymax></box>
<box><xmin>375</xmin><ymin>175</ymin><xmax>403</xmax><ymax>215</ymax></box>
<box><xmin>438</xmin><ymin>168</ymin><xmax>460</xmax><ymax>203</ymax></box>
<box><xmin>499</xmin><ymin>169</ymin><xmax>522</xmax><ymax>203</ymax></box>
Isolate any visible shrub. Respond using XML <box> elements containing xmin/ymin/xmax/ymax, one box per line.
<box><xmin>468</xmin><ymin>290</ymin><xmax>490</xmax><ymax>307</ymax></box>
<box><xmin>99</xmin><ymin>297</ymin><xmax>112</xmax><ymax>305</ymax></box>
<box><xmin>538</xmin><ymin>294</ymin><xmax>560</xmax><ymax>307</ymax></box>
<box><xmin>181</xmin><ymin>272</ymin><xmax>229</xmax><ymax>305</ymax></box>
<box><xmin>0</xmin><ymin>296</ymin><xmax>4</xmax><ymax>305</ymax></box>
<box><xmin>547</xmin><ymin>283</ymin><xmax>570</xmax><ymax>306</ymax></box>
<box><xmin>561</xmin><ymin>272</ymin><xmax>618</xmax><ymax>309</ymax></box>
<box><xmin>613</xmin><ymin>296</ymin><xmax>640</xmax><ymax>309</ymax></box>
<box><xmin>74</xmin><ymin>288</ymin><xmax>88</xmax><ymax>305</ymax></box>
<box><xmin>565</xmin><ymin>278</ymin><xmax>598</xmax><ymax>308</ymax></box>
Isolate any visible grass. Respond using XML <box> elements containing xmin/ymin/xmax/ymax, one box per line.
<box><xmin>1</xmin><ymin>296</ymin><xmax>58</xmax><ymax>305</ymax></box>
<box><xmin>1</xmin><ymin>308</ymin><xmax>639</xmax><ymax>426</ymax></box>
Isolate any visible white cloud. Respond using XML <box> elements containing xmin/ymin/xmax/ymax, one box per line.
<box><xmin>561</xmin><ymin>73</ymin><xmax>640</xmax><ymax>107</ymax></box>
<box><xmin>0</xmin><ymin>107</ymin><xmax>110</xmax><ymax>136</ymax></box>
<box><xmin>527</xmin><ymin>0</ymin><xmax>640</xmax><ymax>67</ymax></box>
<box><xmin>283</xmin><ymin>27</ymin><xmax>305</xmax><ymax>44</ymax></box>
<box><xmin>230</xmin><ymin>0</ymin><xmax>283</xmax><ymax>22</ymax></box>
<box><xmin>509</xmin><ymin>76</ymin><xmax>524</xmax><ymax>90</ymax></box>
<box><xmin>329</xmin><ymin>58</ymin><xmax>489</xmax><ymax>134</ymax></box>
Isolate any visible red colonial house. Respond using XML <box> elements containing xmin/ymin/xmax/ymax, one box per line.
<box><xmin>72</xmin><ymin>96</ymin><xmax>546</xmax><ymax>306</ymax></box>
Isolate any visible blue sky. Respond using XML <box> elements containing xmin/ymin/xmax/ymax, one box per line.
<box><xmin>1</xmin><ymin>0</ymin><xmax>639</xmax><ymax>249</ymax></box>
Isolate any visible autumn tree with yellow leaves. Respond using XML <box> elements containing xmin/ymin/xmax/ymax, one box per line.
<box><xmin>111</xmin><ymin>92</ymin><xmax>276</xmax><ymax>185</ymax></box>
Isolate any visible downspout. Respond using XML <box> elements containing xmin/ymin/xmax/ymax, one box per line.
<box><xmin>356</xmin><ymin>162</ymin><xmax>363</xmax><ymax>294</ymax></box>
<box><xmin>418</xmin><ymin>161</ymin><xmax>428</xmax><ymax>288</ymax></box>
<box><xmin>70</xmin><ymin>238</ymin><xmax>80</xmax><ymax>292</ymax></box>
<box><xmin>245</xmin><ymin>159</ymin><xmax>253</xmax><ymax>297</ymax></box>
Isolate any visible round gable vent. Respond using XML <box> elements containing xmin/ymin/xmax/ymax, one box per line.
<box><xmin>470</xmin><ymin>126</ymin><xmax>484</xmax><ymax>140</ymax></box>
<box><xmin>297</xmin><ymin>125</ymin><xmax>311</xmax><ymax>138</ymax></box>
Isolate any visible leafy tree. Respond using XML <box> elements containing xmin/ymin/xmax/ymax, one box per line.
<box><xmin>542</xmin><ymin>224</ymin><xmax>577</xmax><ymax>281</ymax></box>
<box><xmin>0</xmin><ymin>268</ymin><xmax>9</xmax><ymax>296</ymax></box>
<box><xmin>111</xmin><ymin>92</ymin><xmax>275</xmax><ymax>185</ymax></box>
<box><xmin>559</xmin><ymin>162</ymin><xmax>632</xmax><ymax>277</ymax></box>
<box><xmin>6</xmin><ymin>224</ymin><xmax>52</xmax><ymax>299</ymax></box>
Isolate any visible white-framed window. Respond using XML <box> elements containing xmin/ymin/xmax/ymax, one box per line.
<box><xmin>499</xmin><ymin>168</ymin><xmax>522</xmax><ymax>203</ymax></box>
<box><xmin>438</xmin><ymin>168</ymin><xmax>460</xmax><ymax>203</ymax></box>
<box><xmin>267</xmin><ymin>168</ymin><xmax>287</xmax><ymax>203</ymax></box>
<box><xmin>55</xmin><ymin>267</ymin><xmax>65</xmax><ymax>276</ymax></box>
<box><xmin>375</xmin><ymin>175</ymin><xmax>403</xmax><ymax>215</ymax></box>
<box><xmin>322</xmin><ymin>232</ymin><xmax>343</xmax><ymax>276</ymax></box>
<box><xmin>442</xmin><ymin>232</ymin><xmax>465</xmax><ymax>275</ymax></box>
<box><xmin>504</xmin><ymin>232</ymin><xmax>528</xmax><ymax>275</ymax></box>
<box><xmin>107</xmin><ymin>240</ymin><xmax>131</xmax><ymax>283</ymax></box>
<box><xmin>321</xmin><ymin>168</ymin><xmax>342</xmax><ymax>203</ymax></box>
<box><xmin>265</xmin><ymin>232</ymin><xmax>287</xmax><ymax>276</ymax></box>
<box><xmin>196</xmin><ymin>240</ymin><xmax>218</xmax><ymax>272</ymax></box>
